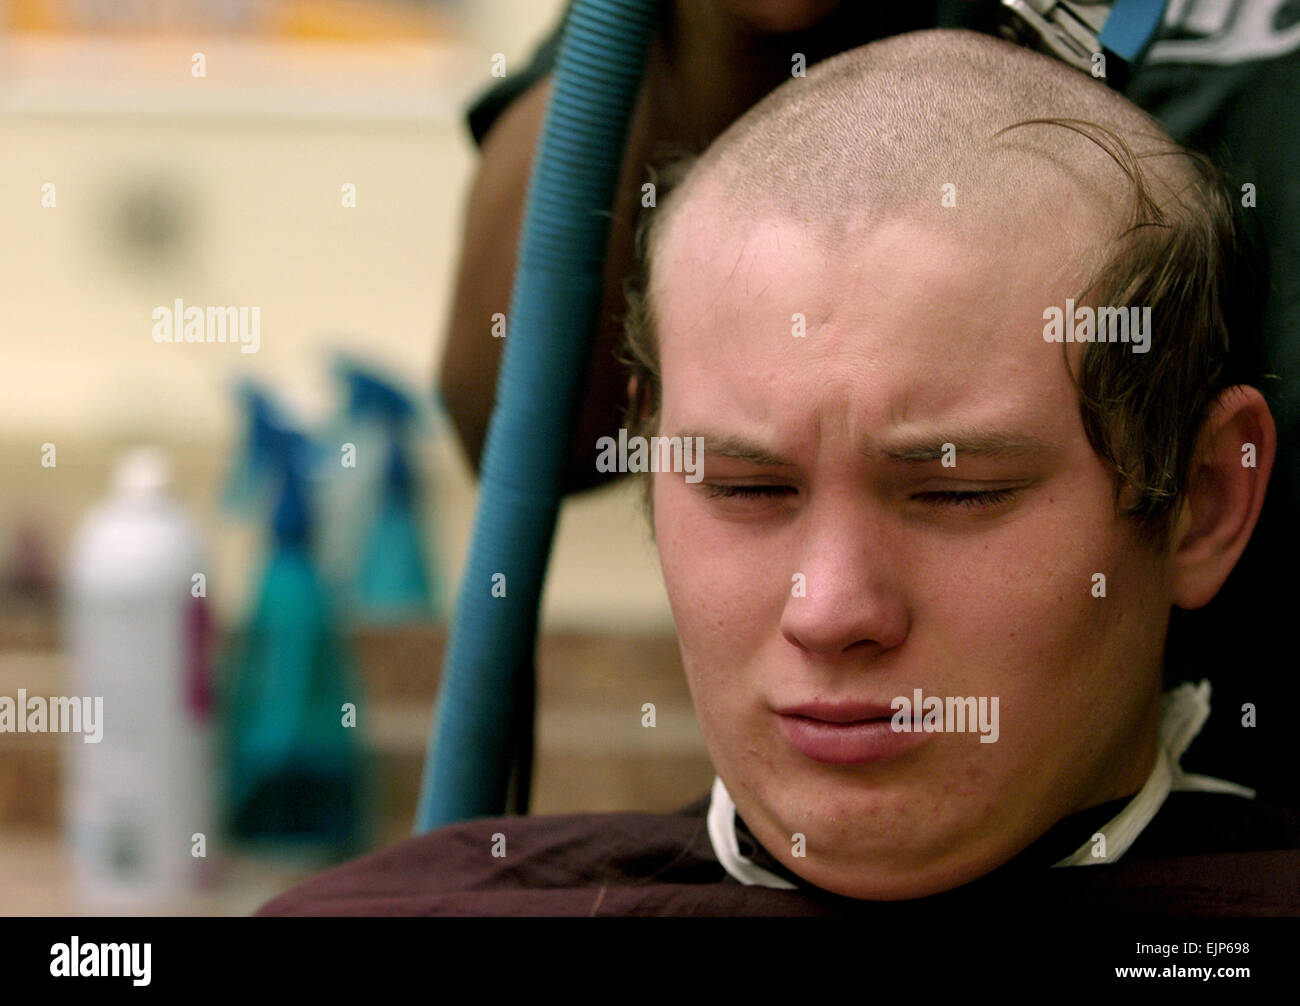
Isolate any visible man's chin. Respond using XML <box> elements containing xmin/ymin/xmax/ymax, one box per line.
<box><xmin>772</xmin><ymin>841</ymin><xmax>1007</xmax><ymax>902</ymax></box>
<box><xmin>744</xmin><ymin>794</ymin><xmax>1017</xmax><ymax>901</ymax></box>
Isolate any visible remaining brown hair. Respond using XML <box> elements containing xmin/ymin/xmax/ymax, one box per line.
<box><xmin>618</xmin><ymin>30</ymin><xmax>1264</xmax><ymax>547</ymax></box>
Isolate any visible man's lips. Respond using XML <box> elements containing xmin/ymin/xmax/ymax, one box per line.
<box><xmin>774</xmin><ymin>701</ymin><xmax>898</xmax><ymax>724</ymax></box>
<box><xmin>775</xmin><ymin>701</ymin><xmax>930</xmax><ymax>764</ymax></box>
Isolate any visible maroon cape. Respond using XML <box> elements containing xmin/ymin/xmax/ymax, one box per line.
<box><xmin>256</xmin><ymin>791</ymin><xmax>1300</xmax><ymax>916</ymax></box>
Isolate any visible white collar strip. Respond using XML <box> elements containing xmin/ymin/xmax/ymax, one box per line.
<box><xmin>707</xmin><ymin>680</ymin><xmax>1254</xmax><ymax>887</ymax></box>
<box><xmin>707</xmin><ymin>775</ymin><xmax>798</xmax><ymax>889</ymax></box>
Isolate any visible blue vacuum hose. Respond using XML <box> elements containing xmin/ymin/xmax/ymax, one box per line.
<box><xmin>416</xmin><ymin>0</ymin><xmax>661</xmax><ymax>831</ymax></box>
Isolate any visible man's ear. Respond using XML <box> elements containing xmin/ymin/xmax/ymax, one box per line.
<box><xmin>628</xmin><ymin>375</ymin><xmax>651</xmax><ymax>424</ymax></box>
<box><xmin>1169</xmin><ymin>385</ymin><xmax>1276</xmax><ymax>610</ymax></box>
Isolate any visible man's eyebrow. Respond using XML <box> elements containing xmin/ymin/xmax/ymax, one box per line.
<box><xmin>877</xmin><ymin>431</ymin><xmax>1059</xmax><ymax>463</ymax></box>
<box><xmin>678</xmin><ymin>430</ymin><xmax>796</xmax><ymax>467</ymax></box>
<box><xmin>676</xmin><ymin>428</ymin><xmax>1057</xmax><ymax>466</ymax></box>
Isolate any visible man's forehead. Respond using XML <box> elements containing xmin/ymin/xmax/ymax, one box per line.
<box><xmin>654</xmin><ymin>199</ymin><xmax>1097</xmax><ymax>354</ymax></box>
<box><xmin>652</xmin><ymin>199</ymin><xmax>1101</xmax><ymax>452</ymax></box>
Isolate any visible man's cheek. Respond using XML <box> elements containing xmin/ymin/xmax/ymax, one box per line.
<box><xmin>663</xmin><ymin>522</ymin><xmax>775</xmax><ymax>626</ymax></box>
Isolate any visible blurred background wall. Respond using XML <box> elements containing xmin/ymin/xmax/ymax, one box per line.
<box><xmin>0</xmin><ymin>0</ymin><xmax>709</xmax><ymax>916</ymax></box>
<box><xmin>0</xmin><ymin>0</ymin><xmax>673</xmax><ymax>628</ymax></box>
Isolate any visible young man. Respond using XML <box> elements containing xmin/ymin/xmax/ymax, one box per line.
<box><xmin>260</xmin><ymin>29</ymin><xmax>1299</xmax><ymax>915</ymax></box>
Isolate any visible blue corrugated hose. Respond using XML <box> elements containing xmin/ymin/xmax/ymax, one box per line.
<box><xmin>416</xmin><ymin>0</ymin><xmax>662</xmax><ymax>831</ymax></box>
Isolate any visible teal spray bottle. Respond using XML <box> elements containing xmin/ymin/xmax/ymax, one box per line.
<box><xmin>220</xmin><ymin>414</ymin><xmax>368</xmax><ymax>855</ymax></box>
<box><xmin>321</xmin><ymin>358</ymin><xmax>442</xmax><ymax>622</ymax></box>
<box><xmin>220</xmin><ymin>380</ymin><xmax>282</xmax><ymax>518</ymax></box>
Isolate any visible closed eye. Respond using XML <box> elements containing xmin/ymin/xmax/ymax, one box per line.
<box><xmin>702</xmin><ymin>484</ymin><xmax>795</xmax><ymax>500</ymax></box>
<box><xmin>915</xmin><ymin>489</ymin><xmax>1018</xmax><ymax>507</ymax></box>
<box><xmin>702</xmin><ymin>487</ymin><xmax>1020</xmax><ymax>506</ymax></box>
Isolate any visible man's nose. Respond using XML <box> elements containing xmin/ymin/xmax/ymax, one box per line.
<box><xmin>778</xmin><ymin>491</ymin><xmax>909</xmax><ymax>659</ymax></box>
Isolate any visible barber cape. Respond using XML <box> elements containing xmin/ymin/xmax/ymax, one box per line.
<box><xmin>259</xmin><ymin>680</ymin><xmax>1300</xmax><ymax>916</ymax></box>
<box><xmin>708</xmin><ymin>680</ymin><xmax>1253</xmax><ymax>888</ymax></box>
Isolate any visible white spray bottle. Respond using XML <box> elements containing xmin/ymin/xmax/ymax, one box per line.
<box><xmin>63</xmin><ymin>447</ymin><xmax>217</xmax><ymax>904</ymax></box>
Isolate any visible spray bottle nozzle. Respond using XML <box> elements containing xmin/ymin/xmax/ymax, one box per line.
<box><xmin>266</xmin><ymin>424</ymin><xmax>316</xmax><ymax>552</ymax></box>
<box><xmin>335</xmin><ymin>356</ymin><xmax>421</xmax><ymax>431</ymax></box>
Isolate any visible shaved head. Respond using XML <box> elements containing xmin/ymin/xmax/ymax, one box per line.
<box><xmin>660</xmin><ymin>28</ymin><xmax>1197</xmax><ymax>256</ymax></box>
<box><xmin>626</xmin><ymin>28</ymin><xmax>1257</xmax><ymax>546</ymax></box>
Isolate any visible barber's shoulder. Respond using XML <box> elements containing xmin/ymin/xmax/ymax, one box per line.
<box><xmin>477</xmin><ymin>74</ymin><xmax>551</xmax><ymax>171</ymax></box>
<box><xmin>458</xmin><ymin>75</ymin><xmax>552</xmax><ymax>241</ymax></box>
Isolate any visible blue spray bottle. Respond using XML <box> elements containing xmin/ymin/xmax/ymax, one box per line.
<box><xmin>221</xmin><ymin>417</ymin><xmax>368</xmax><ymax>855</ymax></box>
<box><xmin>220</xmin><ymin>381</ymin><xmax>283</xmax><ymax>519</ymax></box>
<box><xmin>322</xmin><ymin>358</ymin><xmax>442</xmax><ymax>622</ymax></box>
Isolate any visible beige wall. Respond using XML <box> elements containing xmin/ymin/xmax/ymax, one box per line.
<box><xmin>0</xmin><ymin>1</ymin><xmax>675</xmax><ymax>631</ymax></box>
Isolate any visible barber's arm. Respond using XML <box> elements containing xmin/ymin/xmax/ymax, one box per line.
<box><xmin>437</xmin><ymin>72</ymin><xmax>644</xmax><ymax>494</ymax></box>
